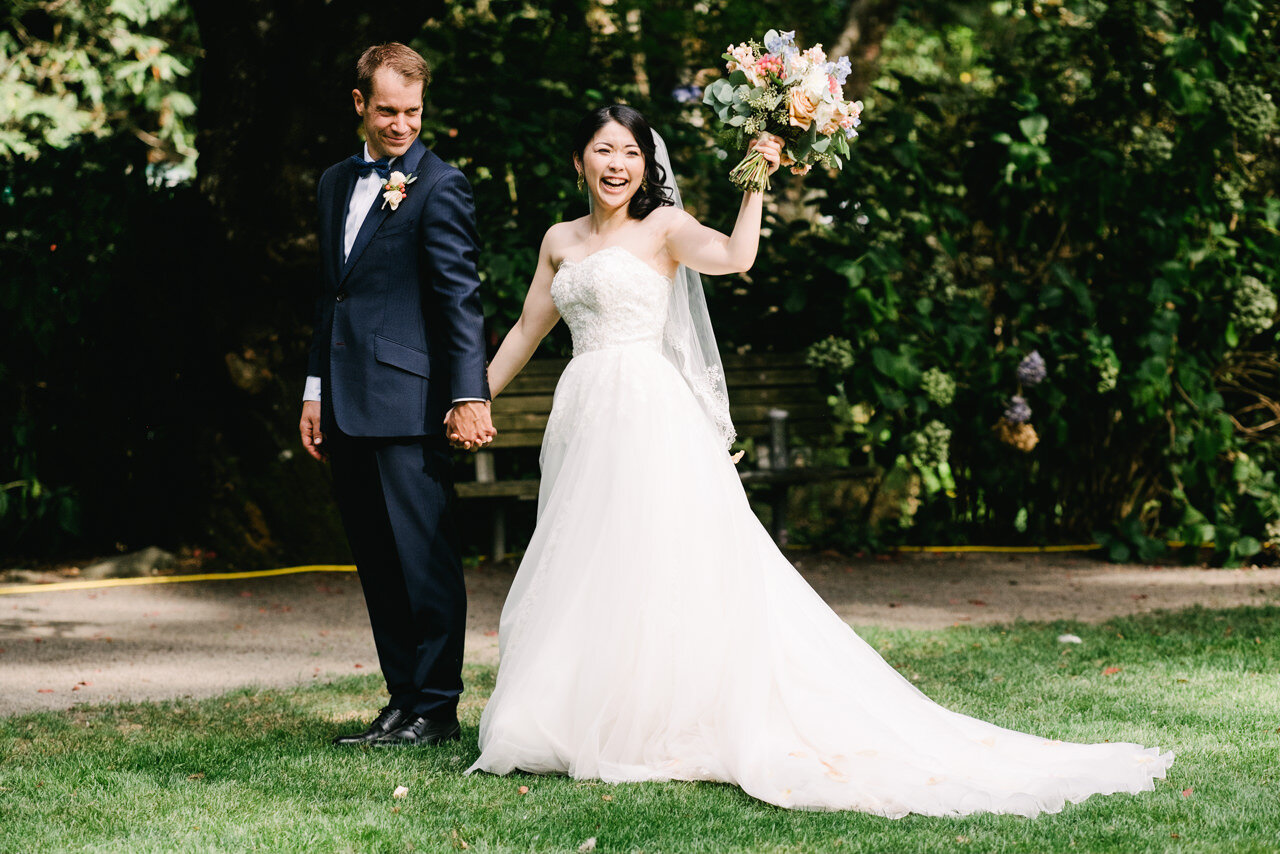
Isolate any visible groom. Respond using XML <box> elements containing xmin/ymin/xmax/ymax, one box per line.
<box><xmin>299</xmin><ymin>42</ymin><xmax>494</xmax><ymax>747</ymax></box>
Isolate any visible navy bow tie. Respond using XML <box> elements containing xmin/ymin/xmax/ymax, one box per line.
<box><xmin>349</xmin><ymin>155</ymin><xmax>393</xmax><ymax>180</ymax></box>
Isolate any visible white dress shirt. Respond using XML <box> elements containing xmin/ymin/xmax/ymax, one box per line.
<box><xmin>304</xmin><ymin>145</ymin><xmax>484</xmax><ymax>407</ymax></box>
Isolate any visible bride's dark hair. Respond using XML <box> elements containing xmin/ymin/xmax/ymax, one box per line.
<box><xmin>572</xmin><ymin>105</ymin><xmax>674</xmax><ymax>220</ymax></box>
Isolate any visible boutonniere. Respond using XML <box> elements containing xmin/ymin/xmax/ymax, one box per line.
<box><xmin>381</xmin><ymin>171</ymin><xmax>418</xmax><ymax>211</ymax></box>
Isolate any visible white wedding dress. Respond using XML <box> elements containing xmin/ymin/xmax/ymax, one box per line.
<box><xmin>466</xmin><ymin>245</ymin><xmax>1173</xmax><ymax>815</ymax></box>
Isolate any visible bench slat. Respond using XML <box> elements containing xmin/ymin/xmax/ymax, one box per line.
<box><xmin>456</xmin><ymin>480</ymin><xmax>541</xmax><ymax>499</ymax></box>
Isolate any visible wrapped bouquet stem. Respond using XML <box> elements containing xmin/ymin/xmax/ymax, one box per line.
<box><xmin>703</xmin><ymin>29</ymin><xmax>865</xmax><ymax>192</ymax></box>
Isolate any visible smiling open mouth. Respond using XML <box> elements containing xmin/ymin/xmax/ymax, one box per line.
<box><xmin>601</xmin><ymin>177</ymin><xmax>628</xmax><ymax>188</ymax></box>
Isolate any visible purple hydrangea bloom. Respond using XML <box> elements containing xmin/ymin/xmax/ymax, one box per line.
<box><xmin>1004</xmin><ymin>395</ymin><xmax>1032</xmax><ymax>424</ymax></box>
<box><xmin>1017</xmin><ymin>350</ymin><xmax>1047</xmax><ymax>386</ymax></box>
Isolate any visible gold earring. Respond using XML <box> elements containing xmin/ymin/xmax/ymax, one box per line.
<box><xmin>641</xmin><ymin>178</ymin><xmax>649</xmax><ymax>192</ymax></box>
<box><xmin>577</xmin><ymin>172</ymin><xmax>584</xmax><ymax>191</ymax></box>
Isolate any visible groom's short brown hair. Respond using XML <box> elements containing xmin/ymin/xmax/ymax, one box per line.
<box><xmin>356</xmin><ymin>43</ymin><xmax>431</xmax><ymax>98</ymax></box>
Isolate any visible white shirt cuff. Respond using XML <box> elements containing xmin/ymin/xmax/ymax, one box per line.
<box><xmin>303</xmin><ymin>376</ymin><xmax>322</xmax><ymax>402</ymax></box>
<box><xmin>451</xmin><ymin>398</ymin><xmax>488</xmax><ymax>405</ymax></box>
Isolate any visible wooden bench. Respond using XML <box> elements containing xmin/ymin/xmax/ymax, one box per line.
<box><xmin>455</xmin><ymin>352</ymin><xmax>876</xmax><ymax>557</ymax></box>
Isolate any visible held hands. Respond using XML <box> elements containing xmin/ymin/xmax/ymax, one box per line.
<box><xmin>445</xmin><ymin>401</ymin><xmax>497</xmax><ymax>451</ymax></box>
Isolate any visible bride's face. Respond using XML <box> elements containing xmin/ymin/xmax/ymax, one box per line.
<box><xmin>576</xmin><ymin>121</ymin><xmax>645</xmax><ymax>211</ymax></box>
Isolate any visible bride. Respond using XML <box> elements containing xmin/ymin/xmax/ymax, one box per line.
<box><xmin>463</xmin><ymin>104</ymin><xmax>1173</xmax><ymax>815</ymax></box>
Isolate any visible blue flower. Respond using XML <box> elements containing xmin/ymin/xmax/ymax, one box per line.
<box><xmin>672</xmin><ymin>85</ymin><xmax>703</xmax><ymax>104</ymax></box>
<box><xmin>764</xmin><ymin>29</ymin><xmax>796</xmax><ymax>54</ymax></box>
<box><xmin>833</xmin><ymin>56</ymin><xmax>852</xmax><ymax>85</ymax></box>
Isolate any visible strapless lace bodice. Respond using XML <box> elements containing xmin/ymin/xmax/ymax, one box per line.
<box><xmin>551</xmin><ymin>246</ymin><xmax>671</xmax><ymax>355</ymax></box>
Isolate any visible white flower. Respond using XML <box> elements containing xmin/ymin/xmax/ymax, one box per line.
<box><xmin>393</xmin><ymin>785</ymin><xmax>409</xmax><ymax>798</ymax></box>
<box><xmin>380</xmin><ymin>171</ymin><xmax>418</xmax><ymax>211</ymax></box>
<box><xmin>802</xmin><ymin>68</ymin><xmax>829</xmax><ymax>100</ymax></box>
<box><xmin>382</xmin><ymin>188</ymin><xmax>406</xmax><ymax>210</ymax></box>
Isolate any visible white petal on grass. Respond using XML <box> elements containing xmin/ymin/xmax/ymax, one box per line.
<box><xmin>578</xmin><ymin>839</ymin><xmax>597</xmax><ymax>853</ymax></box>
<box><xmin>393</xmin><ymin>785</ymin><xmax>409</xmax><ymax>798</ymax></box>
<box><xmin>1057</xmin><ymin>634</ymin><xmax>1083</xmax><ymax>644</ymax></box>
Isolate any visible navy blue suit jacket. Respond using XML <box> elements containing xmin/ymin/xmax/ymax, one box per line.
<box><xmin>309</xmin><ymin>139</ymin><xmax>489</xmax><ymax>437</ymax></box>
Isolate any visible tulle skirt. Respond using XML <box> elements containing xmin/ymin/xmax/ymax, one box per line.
<box><xmin>466</xmin><ymin>343</ymin><xmax>1173</xmax><ymax>815</ymax></box>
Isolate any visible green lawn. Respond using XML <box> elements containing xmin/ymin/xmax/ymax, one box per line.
<box><xmin>2</xmin><ymin>606</ymin><xmax>1277</xmax><ymax>853</ymax></box>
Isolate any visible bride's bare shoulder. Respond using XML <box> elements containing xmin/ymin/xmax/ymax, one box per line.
<box><xmin>648</xmin><ymin>204</ymin><xmax>697</xmax><ymax>234</ymax></box>
<box><xmin>542</xmin><ymin>218</ymin><xmax>589</xmax><ymax>266</ymax></box>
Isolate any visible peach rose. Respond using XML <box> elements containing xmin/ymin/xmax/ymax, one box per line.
<box><xmin>788</xmin><ymin>87</ymin><xmax>821</xmax><ymax>130</ymax></box>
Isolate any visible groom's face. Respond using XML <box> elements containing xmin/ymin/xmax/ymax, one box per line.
<box><xmin>353</xmin><ymin>67</ymin><xmax>423</xmax><ymax>160</ymax></box>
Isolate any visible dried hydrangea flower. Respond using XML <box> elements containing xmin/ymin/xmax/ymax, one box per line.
<box><xmin>993</xmin><ymin>418</ymin><xmax>1039</xmax><ymax>452</ymax></box>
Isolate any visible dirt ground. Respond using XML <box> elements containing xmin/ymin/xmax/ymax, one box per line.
<box><xmin>2</xmin><ymin>551</ymin><xmax>1278</xmax><ymax>716</ymax></box>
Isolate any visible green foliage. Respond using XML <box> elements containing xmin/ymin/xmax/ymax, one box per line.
<box><xmin>0</xmin><ymin>136</ymin><xmax>206</xmax><ymax>552</ymax></box>
<box><xmin>798</xmin><ymin>0</ymin><xmax>1280</xmax><ymax>563</ymax></box>
<box><xmin>0</xmin><ymin>0</ymin><xmax>199</xmax><ymax>164</ymax></box>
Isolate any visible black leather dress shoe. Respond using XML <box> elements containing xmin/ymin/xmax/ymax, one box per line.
<box><xmin>331</xmin><ymin>707</ymin><xmax>411</xmax><ymax>746</ymax></box>
<box><xmin>374</xmin><ymin>715</ymin><xmax>461</xmax><ymax>747</ymax></box>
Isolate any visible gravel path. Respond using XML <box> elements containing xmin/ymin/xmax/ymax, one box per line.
<box><xmin>2</xmin><ymin>553</ymin><xmax>1277</xmax><ymax>716</ymax></box>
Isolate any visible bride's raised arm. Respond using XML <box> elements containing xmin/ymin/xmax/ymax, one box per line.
<box><xmin>663</xmin><ymin>134</ymin><xmax>781</xmax><ymax>276</ymax></box>
<box><xmin>486</xmin><ymin>227</ymin><xmax>563</xmax><ymax>398</ymax></box>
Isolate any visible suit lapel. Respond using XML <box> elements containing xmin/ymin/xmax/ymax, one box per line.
<box><xmin>332</xmin><ymin>161</ymin><xmax>358</xmax><ymax>284</ymax></box>
<box><xmin>339</xmin><ymin>138</ymin><xmax>429</xmax><ymax>285</ymax></box>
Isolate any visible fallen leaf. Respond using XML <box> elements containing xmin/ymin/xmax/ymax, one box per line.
<box><xmin>1170</xmin><ymin>834</ymin><xmax>1180</xmax><ymax>839</ymax></box>
<box><xmin>188</xmin><ymin>773</ymin><xmax>204</xmax><ymax>780</ymax></box>
<box><xmin>37</xmin><ymin>689</ymin><xmax>53</xmax><ymax>694</ymax></box>
<box><xmin>578</xmin><ymin>838</ymin><xmax>597</xmax><ymax>853</ymax></box>
<box><xmin>602</xmin><ymin>794</ymin><xmax>613</xmax><ymax>801</ymax></box>
<box><xmin>354</xmin><ymin>663</ymin><xmax>363</xmax><ymax>669</ymax></box>
<box><xmin>1102</xmin><ymin>666</ymin><xmax>1122</xmax><ymax>676</ymax></box>
<box><xmin>956</xmin><ymin>836</ymin><xmax>970</xmax><ymax>843</ymax></box>
<box><xmin>969</xmin><ymin>599</ymin><xmax>987</xmax><ymax>606</ymax></box>
<box><xmin>1057</xmin><ymin>634</ymin><xmax>1083</xmax><ymax>644</ymax></box>
<box><xmin>1182</xmin><ymin>787</ymin><xmax>1193</xmax><ymax>797</ymax></box>
<box><xmin>393</xmin><ymin>785</ymin><xmax>409</xmax><ymax>798</ymax></box>
<box><xmin>518</xmin><ymin>785</ymin><xmax>529</xmax><ymax>795</ymax></box>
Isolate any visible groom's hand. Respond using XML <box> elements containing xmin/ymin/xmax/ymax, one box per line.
<box><xmin>300</xmin><ymin>401</ymin><xmax>326</xmax><ymax>461</ymax></box>
<box><xmin>444</xmin><ymin>401</ymin><xmax>497</xmax><ymax>451</ymax></box>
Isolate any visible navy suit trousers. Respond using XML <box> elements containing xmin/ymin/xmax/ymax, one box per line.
<box><xmin>326</xmin><ymin>428</ymin><xmax>465</xmax><ymax>720</ymax></box>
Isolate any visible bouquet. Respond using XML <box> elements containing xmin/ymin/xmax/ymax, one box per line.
<box><xmin>702</xmin><ymin>29</ymin><xmax>863</xmax><ymax>192</ymax></box>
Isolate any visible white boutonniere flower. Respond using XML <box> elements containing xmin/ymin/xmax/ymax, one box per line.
<box><xmin>381</xmin><ymin>171</ymin><xmax>418</xmax><ymax>211</ymax></box>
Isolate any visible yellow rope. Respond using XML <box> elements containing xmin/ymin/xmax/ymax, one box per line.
<box><xmin>0</xmin><ymin>564</ymin><xmax>356</xmax><ymax>596</ymax></box>
<box><xmin>0</xmin><ymin>539</ymin><xmax>1222</xmax><ymax>596</ymax></box>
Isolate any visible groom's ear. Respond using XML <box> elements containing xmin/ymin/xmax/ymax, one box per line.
<box><xmin>352</xmin><ymin>88</ymin><xmax>366</xmax><ymax>116</ymax></box>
